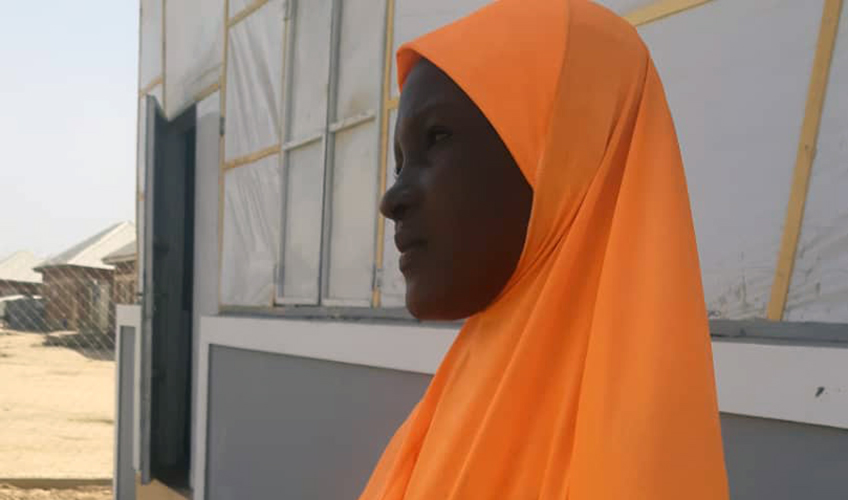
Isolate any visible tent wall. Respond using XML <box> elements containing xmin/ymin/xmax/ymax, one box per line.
<box><xmin>136</xmin><ymin>0</ymin><xmax>848</xmax><ymax>322</ymax></box>
<box><xmin>165</xmin><ymin>0</ymin><xmax>225</xmax><ymax>119</ymax></box>
<box><xmin>641</xmin><ymin>0</ymin><xmax>825</xmax><ymax>319</ymax></box>
<box><xmin>220</xmin><ymin>154</ymin><xmax>281</xmax><ymax>305</ymax></box>
<box><xmin>785</xmin><ymin>2</ymin><xmax>848</xmax><ymax>322</ymax></box>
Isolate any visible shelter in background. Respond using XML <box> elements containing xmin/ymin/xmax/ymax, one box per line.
<box><xmin>36</xmin><ymin>221</ymin><xmax>135</xmax><ymax>334</ymax></box>
<box><xmin>0</xmin><ymin>251</ymin><xmax>43</xmax><ymax>297</ymax></box>
<box><xmin>0</xmin><ymin>295</ymin><xmax>45</xmax><ymax>332</ymax></box>
<box><xmin>104</xmin><ymin>241</ymin><xmax>138</xmax><ymax>306</ymax></box>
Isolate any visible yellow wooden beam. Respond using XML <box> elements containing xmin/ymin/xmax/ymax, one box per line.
<box><xmin>223</xmin><ymin>144</ymin><xmax>282</xmax><ymax>172</ymax></box>
<box><xmin>228</xmin><ymin>0</ymin><xmax>270</xmax><ymax>28</ymax></box>
<box><xmin>195</xmin><ymin>82</ymin><xmax>220</xmax><ymax>102</ymax></box>
<box><xmin>624</xmin><ymin>0</ymin><xmax>712</xmax><ymax>27</ymax></box>
<box><xmin>387</xmin><ymin>96</ymin><xmax>399</xmax><ymax>110</ymax></box>
<box><xmin>218</xmin><ymin>0</ymin><xmax>230</xmax><ymax>311</ymax></box>
<box><xmin>372</xmin><ymin>0</ymin><xmax>397</xmax><ymax>308</ymax></box>
<box><xmin>138</xmin><ymin>76</ymin><xmax>163</xmax><ymax>97</ymax></box>
<box><xmin>767</xmin><ymin>0</ymin><xmax>843</xmax><ymax>320</ymax></box>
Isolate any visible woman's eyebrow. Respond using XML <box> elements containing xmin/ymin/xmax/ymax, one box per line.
<box><xmin>396</xmin><ymin>100</ymin><xmax>458</xmax><ymax>142</ymax></box>
<box><xmin>406</xmin><ymin>99</ymin><xmax>456</xmax><ymax>121</ymax></box>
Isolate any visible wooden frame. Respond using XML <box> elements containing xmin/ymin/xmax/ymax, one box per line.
<box><xmin>227</xmin><ymin>0</ymin><xmax>270</xmax><ymax>28</ymax></box>
<box><xmin>767</xmin><ymin>0</ymin><xmax>843</xmax><ymax>320</ymax></box>
<box><xmin>624</xmin><ymin>0</ymin><xmax>713</xmax><ymax>26</ymax></box>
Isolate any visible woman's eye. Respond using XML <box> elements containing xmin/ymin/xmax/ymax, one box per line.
<box><xmin>428</xmin><ymin>129</ymin><xmax>451</xmax><ymax>146</ymax></box>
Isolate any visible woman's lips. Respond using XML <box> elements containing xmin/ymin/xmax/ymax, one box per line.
<box><xmin>399</xmin><ymin>243</ymin><xmax>426</xmax><ymax>273</ymax></box>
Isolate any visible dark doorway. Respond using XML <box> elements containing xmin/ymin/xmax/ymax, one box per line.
<box><xmin>143</xmin><ymin>100</ymin><xmax>196</xmax><ymax>489</ymax></box>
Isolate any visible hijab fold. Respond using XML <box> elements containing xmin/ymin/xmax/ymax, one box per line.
<box><xmin>360</xmin><ymin>1</ymin><xmax>729</xmax><ymax>498</ymax></box>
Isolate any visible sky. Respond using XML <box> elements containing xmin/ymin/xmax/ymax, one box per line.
<box><xmin>0</xmin><ymin>1</ymin><xmax>139</xmax><ymax>258</ymax></box>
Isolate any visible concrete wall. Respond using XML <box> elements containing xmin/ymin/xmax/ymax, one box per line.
<box><xmin>202</xmin><ymin>343</ymin><xmax>848</xmax><ymax>500</ymax></box>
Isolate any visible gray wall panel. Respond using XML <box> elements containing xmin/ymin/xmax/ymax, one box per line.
<box><xmin>205</xmin><ymin>346</ymin><xmax>848</xmax><ymax>499</ymax></box>
<box><xmin>206</xmin><ymin>346</ymin><xmax>429</xmax><ymax>500</ymax></box>
<box><xmin>116</xmin><ymin>327</ymin><xmax>136</xmax><ymax>500</ymax></box>
<box><xmin>722</xmin><ymin>414</ymin><xmax>848</xmax><ymax>500</ymax></box>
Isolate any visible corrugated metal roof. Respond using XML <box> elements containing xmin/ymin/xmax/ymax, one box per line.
<box><xmin>37</xmin><ymin>221</ymin><xmax>136</xmax><ymax>271</ymax></box>
<box><xmin>102</xmin><ymin>240</ymin><xmax>137</xmax><ymax>264</ymax></box>
<box><xmin>0</xmin><ymin>251</ymin><xmax>44</xmax><ymax>284</ymax></box>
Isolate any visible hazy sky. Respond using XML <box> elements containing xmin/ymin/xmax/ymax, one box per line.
<box><xmin>0</xmin><ymin>1</ymin><xmax>138</xmax><ymax>258</ymax></box>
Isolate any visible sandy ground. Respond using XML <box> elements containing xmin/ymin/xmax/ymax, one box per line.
<box><xmin>0</xmin><ymin>485</ymin><xmax>111</xmax><ymax>500</ymax></box>
<box><xmin>0</xmin><ymin>330</ymin><xmax>114</xmax><ymax>479</ymax></box>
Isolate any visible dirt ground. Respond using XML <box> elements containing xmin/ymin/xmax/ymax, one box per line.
<box><xmin>0</xmin><ymin>485</ymin><xmax>111</xmax><ymax>500</ymax></box>
<box><xmin>0</xmin><ymin>330</ymin><xmax>115</xmax><ymax>479</ymax></box>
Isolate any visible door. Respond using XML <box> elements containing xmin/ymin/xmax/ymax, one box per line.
<box><xmin>140</xmin><ymin>96</ymin><xmax>164</xmax><ymax>484</ymax></box>
<box><xmin>140</xmin><ymin>97</ymin><xmax>197</xmax><ymax>488</ymax></box>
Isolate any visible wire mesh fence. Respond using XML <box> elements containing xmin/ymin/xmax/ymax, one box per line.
<box><xmin>0</xmin><ymin>251</ymin><xmax>136</xmax><ymax>481</ymax></box>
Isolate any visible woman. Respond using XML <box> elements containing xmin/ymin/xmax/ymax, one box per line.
<box><xmin>364</xmin><ymin>0</ymin><xmax>729</xmax><ymax>498</ymax></box>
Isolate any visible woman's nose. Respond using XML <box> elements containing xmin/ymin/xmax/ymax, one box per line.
<box><xmin>380</xmin><ymin>180</ymin><xmax>413</xmax><ymax>222</ymax></box>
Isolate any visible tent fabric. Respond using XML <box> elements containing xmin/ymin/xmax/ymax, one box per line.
<box><xmin>359</xmin><ymin>1</ymin><xmax>728</xmax><ymax>498</ymax></box>
<box><xmin>224</xmin><ymin>0</ymin><xmax>284</xmax><ymax>162</ymax></box>
<box><xmin>139</xmin><ymin>0</ymin><xmax>163</xmax><ymax>88</ymax></box>
<box><xmin>786</xmin><ymin>3</ymin><xmax>848</xmax><ymax>323</ymax></box>
<box><xmin>220</xmin><ymin>154</ymin><xmax>281</xmax><ymax>306</ymax></box>
<box><xmin>165</xmin><ymin>0</ymin><xmax>225</xmax><ymax>118</ymax></box>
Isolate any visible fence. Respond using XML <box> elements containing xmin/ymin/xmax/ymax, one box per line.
<box><xmin>0</xmin><ymin>251</ymin><xmax>136</xmax><ymax>483</ymax></box>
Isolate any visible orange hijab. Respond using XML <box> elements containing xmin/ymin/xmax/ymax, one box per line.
<box><xmin>360</xmin><ymin>1</ymin><xmax>729</xmax><ymax>498</ymax></box>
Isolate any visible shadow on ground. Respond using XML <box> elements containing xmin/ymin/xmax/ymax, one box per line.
<box><xmin>41</xmin><ymin>331</ymin><xmax>114</xmax><ymax>361</ymax></box>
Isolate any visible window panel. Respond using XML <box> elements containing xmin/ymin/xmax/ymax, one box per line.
<box><xmin>224</xmin><ymin>0</ymin><xmax>284</xmax><ymax>161</ymax></box>
<box><xmin>326</xmin><ymin>121</ymin><xmax>379</xmax><ymax>303</ymax></box>
<box><xmin>380</xmin><ymin>108</ymin><xmax>405</xmax><ymax>307</ymax></box>
<box><xmin>335</xmin><ymin>0</ymin><xmax>383</xmax><ymax>120</ymax></box>
<box><xmin>288</xmin><ymin>0</ymin><xmax>333</xmax><ymax>139</ymax></box>
<box><xmin>280</xmin><ymin>142</ymin><xmax>325</xmax><ymax>303</ymax></box>
<box><xmin>221</xmin><ymin>154</ymin><xmax>282</xmax><ymax>306</ymax></box>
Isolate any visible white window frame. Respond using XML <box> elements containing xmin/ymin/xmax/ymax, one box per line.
<box><xmin>275</xmin><ymin>0</ymin><xmax>385</xmax><ymax>308</ymax></box>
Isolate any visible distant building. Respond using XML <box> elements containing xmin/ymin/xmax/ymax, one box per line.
<box><xmin>103</xmin><ymin>241</ymin><xmax>138</xmax><ymax>306</ymax></box>
<box><xmin>0</xmin><ymin>251</ymin><xmax>43</xmax><ymax>297</ymax></box>
<box><xmin>0</xmin><ymin>295</ymin><xmax>45</xmax><ymax>332</ymax></box>
<box><xmin>35</xmin><ymin>221</ymin><xmax>135</xmax><ymax>333</ymax></box>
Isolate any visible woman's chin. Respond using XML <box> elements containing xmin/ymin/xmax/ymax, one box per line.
<box><xmin>405</xmin><ymin>286</ymin><xmax>469</xmax><ymax>322</ymax></box>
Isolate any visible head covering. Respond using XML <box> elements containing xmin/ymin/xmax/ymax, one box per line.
<box><xmin>360</xmin><ymin>0</ymin><xmax>729</xmax><ymax>498</ymax></box>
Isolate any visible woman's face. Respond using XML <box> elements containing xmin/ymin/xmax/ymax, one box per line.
<box><xmin>381</xmin><ymin>59</ymin><xmax>532</xmax><ymax>320</ymax></box>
